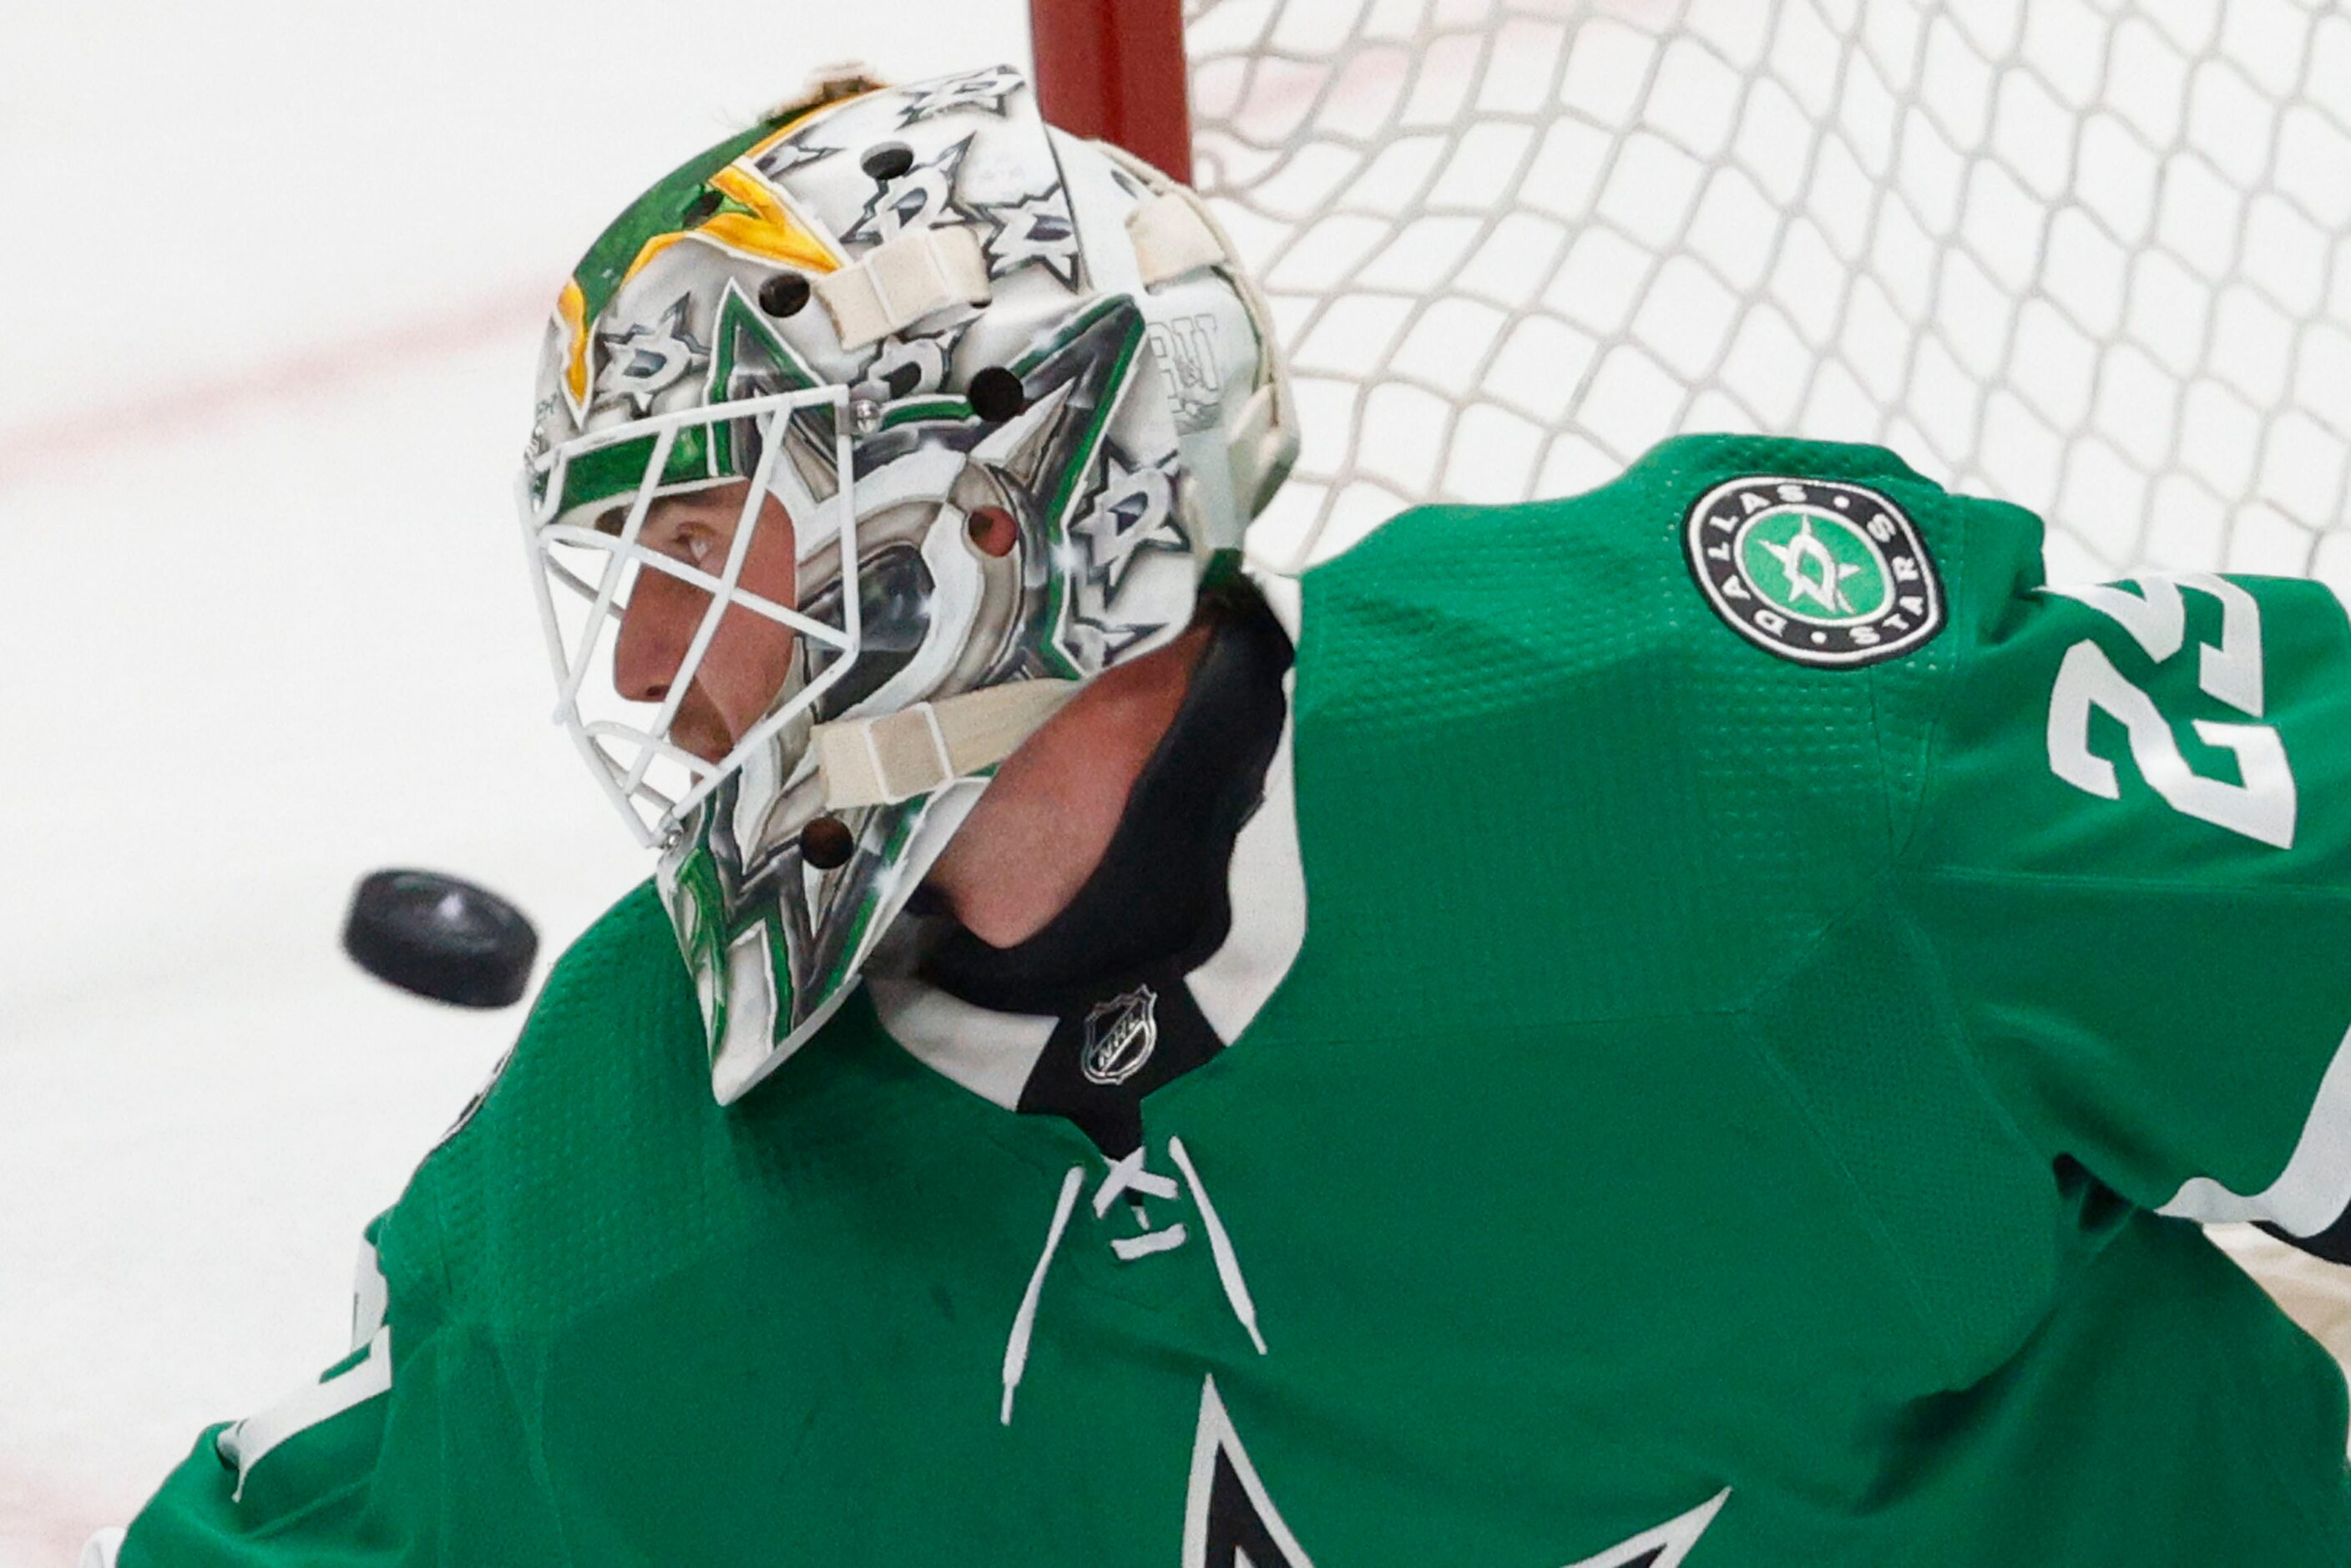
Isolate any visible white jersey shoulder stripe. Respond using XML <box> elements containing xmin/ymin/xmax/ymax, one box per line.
<box><xmin>2161</xmin><ymin>1019</ymin><xmax>2351</xmax><ymax>1236</ymax></box>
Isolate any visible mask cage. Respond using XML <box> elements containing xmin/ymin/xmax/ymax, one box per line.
<box><xmin>519</xmin><ymin>386</ymin><xmax>858</xmax><ymax>845</ymax></box>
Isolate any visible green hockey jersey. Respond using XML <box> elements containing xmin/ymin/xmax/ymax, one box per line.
<box><xmin>119</xmin><ymin>435</ymin><xmax>2351</xmax><ymax>1565</ymax></box>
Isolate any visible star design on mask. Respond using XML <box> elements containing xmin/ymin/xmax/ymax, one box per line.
<box><xmin>593</xmin><ymin>295</ymin><xmax>709</xmax><ymax>416</ymax></box>
<box><xmin>854</xmin><ymin>322</ymin><xmax>968</xmax><ymax>404</ymax></box>
<box><xmin>1054</xmin><ymin>534</ymin><xmax>1170</xmax><ymax>664</ymax></box>
<box><xmin>1758</xmin><ymin>517</ymin><xmax>1863</xmax><ymax>614</ymax></box>
<box><xmin>978</xmin><ymin>185</ymin><xmax>1084</xmax><ymax>291</ymax></box>
<box><xmin>898</xmin><ymin>64</ymin><xmax>1028</xmax><ymax>124</ymax></box>
<box><xmin>1073</xmin><ymin>444</ymin><xmax>1186</xmax><ymax>597</ymax></box>
<box><xmin>751</xmin><ymin>134</ymin><xmax>847</xmax><ymax>184</ymax></box>
<box><xmin>1070</xmin><ymin>609</ymin><xmax>1168</xmax><ymax>665</ymax></box>
<box><xmin>843</xmin><ymin>134</ymin><xmax>983</xmax><ymax>248</ymax></box>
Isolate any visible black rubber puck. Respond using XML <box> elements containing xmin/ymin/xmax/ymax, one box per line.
<box><xmin>342</xmin><ymin>869</ymin><xmax>538</xmax><ymax>1009</ymax></box>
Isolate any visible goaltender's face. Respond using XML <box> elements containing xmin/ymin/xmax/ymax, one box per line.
<box><xmin>610</xmin><ymin>481</ymin><xmax>798</xmax><ymax>766</ymax></box>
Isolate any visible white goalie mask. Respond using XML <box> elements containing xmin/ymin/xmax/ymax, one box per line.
<box><xmin>518</xmin><ymin>66</ymin><xmax>1297</xmax><ymax>1103</ymax></box>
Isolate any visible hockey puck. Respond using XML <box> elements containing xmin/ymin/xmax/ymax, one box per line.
<box><xmin>342</xmin><ymin>869</ymin><xmax>538</xmax><ymax>1009</ymax></box>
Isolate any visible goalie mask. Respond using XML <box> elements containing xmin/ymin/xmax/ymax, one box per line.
<box><xmin>519</xmin><ymin>66</ymin><xmax>1297</xmax><ymax>1104</ymax></box>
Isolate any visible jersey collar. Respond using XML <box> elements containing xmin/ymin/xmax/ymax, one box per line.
<box><xmin>865</xmin><ymin>569</ymin><xmax>1307</xmax><ymax>1146</ymax></box>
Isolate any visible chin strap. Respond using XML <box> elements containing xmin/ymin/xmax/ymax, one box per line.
<box><xmin>813</xmin><ymin>679</ymin><xmax>1084</xmax><ymax>808</ymax></box>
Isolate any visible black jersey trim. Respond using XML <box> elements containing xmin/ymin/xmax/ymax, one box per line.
<box><xmin>865</xmin><ymin>573</ymin><xmax>1309</xmax><ymax>1149</ymax></box>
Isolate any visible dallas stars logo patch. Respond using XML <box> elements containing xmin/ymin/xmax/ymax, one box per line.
<box><xmin>1684</xmin><ymin>476</ymin><xmax>1944</xmax><ymax>668</ymax></box>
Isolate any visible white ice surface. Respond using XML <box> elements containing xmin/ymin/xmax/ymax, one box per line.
<box><xmin>0</xmin><ymin>3</ymin><xmax>1028</xmax><ymax>1561</ymax></box>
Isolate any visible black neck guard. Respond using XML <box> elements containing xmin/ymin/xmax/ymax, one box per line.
<box><xmin>922</xmin><ymin>579</ymin><xmax>1294</xmax><ymax>1012</ymax></box>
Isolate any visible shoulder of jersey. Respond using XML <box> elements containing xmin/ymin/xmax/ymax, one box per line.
<box><xmin>417</xmin><ymin>880</ymin><xmax>700</xmax><ymax>1166</ymax></box>
<box><xmin>1275</xmin><ymin>435</ymin><xmax>2052</xmax><ymax>1021</ymax></box>
<box><xmin>1297</xmin><ymin>432</ymin><xmax>2043</xmax><ymax>693</ymax></box>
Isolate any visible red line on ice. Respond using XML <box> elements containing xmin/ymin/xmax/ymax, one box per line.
<box><xmin>0</xmin><ymin>287</ymin><xmax>548</xmax><ymax>490</ymax></box>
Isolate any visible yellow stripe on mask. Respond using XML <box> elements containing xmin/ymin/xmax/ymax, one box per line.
<box><xmin>558</xmin><ymin>281</ymin><xmax>591</xmax><ymax>411</ymax></box>
<box><xmin>702</xmin><ymin>164</ymin><xmax>844</xmax><ymax>274</ymax></box>
<box><xmin>569</xmin><ymin>103</ymin><xmax>859</xmax><ymax>414</ymax></box>
<box><xmin>615</xmin><ymin>165</ymin><xmax>844</xmax><ymax>304</ymax></box>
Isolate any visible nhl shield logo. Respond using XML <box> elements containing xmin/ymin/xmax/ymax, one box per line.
<box><xmin>1684</xmin><ymin>475</ymin><xmax>1944</xmax><ymax>668</ymax></box>
<box><xmin>1082</xmin><ymin>986</ymin><xmax>1159</xmax><ymax>1086</ymax></box>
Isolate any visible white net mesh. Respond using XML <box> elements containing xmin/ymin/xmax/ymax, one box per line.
<box><xmin>1186</xmin><ymin>0</ymin><xmax>2351</xmax><ymax>584</ymax></box>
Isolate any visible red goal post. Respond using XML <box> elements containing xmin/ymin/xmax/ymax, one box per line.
<box><xmin>1029</xmin><ymin>0</ymin><xmax>1195</xmax><ymax>184</ymax></box>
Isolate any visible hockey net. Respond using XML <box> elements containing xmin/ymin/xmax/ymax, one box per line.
<box><xmin>1041</xmin><ymin>0</ymin><xmax>2351</xmax><ymax>582</ymax></box>
<box><xmin>1034</xmin><ymin>0</ymin><xmax>2351</xmax><ymax>1357</ymax></box>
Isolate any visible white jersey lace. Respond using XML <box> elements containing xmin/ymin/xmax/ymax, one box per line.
<box><xmin>1000</xmin><ymin>1136</ymin><xmax>1267</xmax><ymax>1425</ymax></box>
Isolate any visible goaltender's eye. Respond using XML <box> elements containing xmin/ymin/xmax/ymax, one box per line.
<box><xmin>639</xmin><ymin>525</ymin><xmax>722</xmax><ymax>575</ymax></box>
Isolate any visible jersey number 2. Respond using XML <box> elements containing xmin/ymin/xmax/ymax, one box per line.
<box><xmin>2044</xmin><ymin>574</ymin><xmax>2297</xmax><ymax>848</ymax></box>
